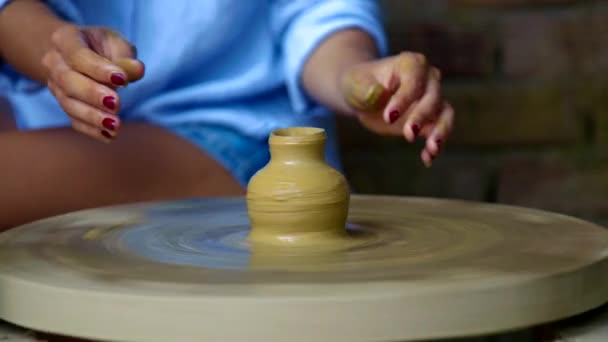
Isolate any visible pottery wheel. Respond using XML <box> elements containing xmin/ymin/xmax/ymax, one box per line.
<box><xmin>0</xmin><ymin>195</ymin><xmax>607</xmax><ymax>342</ymax></box>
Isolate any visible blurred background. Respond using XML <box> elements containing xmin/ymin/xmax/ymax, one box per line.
<box><xmin>337</xmin><ymin>0</ymin><xmax>608</xmax><ymax>227</ymax></box>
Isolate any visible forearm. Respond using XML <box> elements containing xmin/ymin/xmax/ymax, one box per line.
<box><xmin>0</xmin><ymin>0</ymin><xmax>68</xmax><ymax>83</ymax></box>
<box><xmin>301</xmin><ymin>28</ymin><xmax>379</xmax><ymax>116</ymax></box>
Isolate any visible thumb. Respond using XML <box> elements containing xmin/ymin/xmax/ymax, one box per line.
<box><xmin>105</xmin><ymin>30</ymin><xmax>144</xmax><ymax>82</ymax></box>
<box><xmin>83</xmin><ymin>28</ymin><xmax>145</xmax><ymax>83</ymax></box>
<box><xmin>105</xmin><ymin>31</ymin><xmax>144</xmax><ymax>83</ymax></box>
<box><xmin>114</xmin><ymin>58</ymin><xmax>145</xmax><ymax>83</ymax></box>
<box><xmin>341</xmin><ymin>68</ymin><xmax>390</xmax><ymax>113</ymax></box>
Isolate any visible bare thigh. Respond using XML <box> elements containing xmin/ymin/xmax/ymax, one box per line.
<box><xmin>0</xmin><ymin>98</ymin><xmax>16</xmax><ymax>132</ymax></box>
<box><xmin>0</xmin><ymin>123</ymin><xmax>244</xmax><ymax>230</ymax></box>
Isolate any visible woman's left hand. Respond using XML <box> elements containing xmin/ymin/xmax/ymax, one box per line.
<box><xmin>340</xmin><ymin>52</ymin><xmax>454</xmax><ymax>167</ymax></box>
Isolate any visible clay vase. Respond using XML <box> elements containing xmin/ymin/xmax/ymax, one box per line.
<box><xmin>246</xmin><ymin>127</ymin><xmax>350</xmax><ymax>247</ymax></box>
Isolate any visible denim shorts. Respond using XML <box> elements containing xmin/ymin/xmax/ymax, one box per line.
<box><xmin>169</xmin><ymin>124</ymin><xmax>271</xmax><ymax>187</ymax></box>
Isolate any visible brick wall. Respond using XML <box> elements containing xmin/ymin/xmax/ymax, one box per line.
<box><xmin>337</xmin><ymin>0</ymin><xmax>608</xmax><ymax>226</ymax></box>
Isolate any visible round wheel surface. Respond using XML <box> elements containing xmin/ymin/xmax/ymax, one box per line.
<box><xmin>0</xmin><ymin>195</ymin><xmax>607</xmax><ymax>342</ymax></box>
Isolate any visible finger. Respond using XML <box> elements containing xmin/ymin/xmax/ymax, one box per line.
<box><xmin>41</xmin><ymin>49</ymin><xmax>62</xmax><ymax>79</ymax></box>
<box><xmin>99</xmin><ymin>30</ymin><xmax>145</xmax><ymax>82</ymax></box>
<box><xmin>45</xmin><ymin>49</ymin><xmax>72</xmax><ymax>83</ymax></box>
<box><xmin>71</xmin><ymin>118</ymin><xmax>113</xmax><ymax>143</ymax></box>
<box><xmin>115</xmin><ymin>58</ymin><xmax>145</xmax><ymax>83</ymax></box>
<box><xmin>50</xmin><ymin>80</ymin><xmax>121</xmax><ymax>135</ymax></box>
<box><xmin>421</xmin><ymin>149</ymin><xmax>434</xmax><ymax>168</ymax></box>
<box><xmin>101</xmin><ymin>29</ymin><xmax>137</xmax><ymax>59</ymax></box>
<box><xmin>425</xmin><ymin>101</ymin><xmax>454</xmax><ymax>157</ymax></box>
<box><xmin>403</xmin><ymin>67</ymin><xmax>442</xmax><ymax>142</ymax></box>
<box><xmin>342</xmin><ymin>71</ymin><xmax>390</xmax><ymax>113</ymax></box>
<box><xmin>52</xmin><ymin>28</ymin><xmax>128</xmax><ymax>87</ymax></box>
<box><xmin>51</xmin><ymin>80</ymin><xmax>114</xmax><ymax>142</ymax></box>
<box><xmin>355</xmin><ymin>110</ymin><xmax>405</xmax><ymax>137</ymax></box>
<box><xmin>383</xmin><ymin>52</ymin><xmax>429</xmax><ymax>124</ymax></box>
<box><xmin>59</xmin><ymin>69</ymin><xmax>120</xmax><ymax>114</ymax></box>
<box><xmin>47</xmin><ymin>77</ymin><xmax>62</xmax><ymax>99</ymax></box>
<box><xmin>50</xmin><ymin>57</ymin><xmax>120</xmax><ymax>114</ymax></box>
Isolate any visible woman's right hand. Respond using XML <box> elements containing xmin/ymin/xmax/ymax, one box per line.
<box><xmin>42</xmin><ymin>25</ymin><xmax>145</xmax><ymax>142</ymax></box>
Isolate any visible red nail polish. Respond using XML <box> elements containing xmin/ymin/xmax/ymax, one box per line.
<box><xmin>412</xmin><ymin>124</ymin><xmax>420</xmax><ymax>136</ymax></box>
<box><xmin>436</xmin><ymin>139</ymin><xmax>443</xmax><ymax>147</ymax></box>
<box><xmin>389</xmin><ymin>110</ymin><xmax>400</xmax><ymax>124</ymax></box>
<box><xmin>110</xmin><ymin>73</ymin><xmax>126</xmax><ymax>86</ymax></box>
<box><xmin>102</xmin><ymin>118</ymin><xmax>116</xmax><ymax>131</ymax></box>
<box><xmin>101</xmin><ymin>130</ymin><xmax>112</xmax><ymax>139</ymax></box>
<box><xmin>102</xmin><ymin>96</ymin><xmax>116</xmax><ymax>110</ymax></box>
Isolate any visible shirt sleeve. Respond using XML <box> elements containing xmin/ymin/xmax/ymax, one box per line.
<box><xmin>0</xmin><ymin>0</ymin><xmax>82</xmax><ymax>94</ymax></box>
<box><xmin>0</xmin><ymin>0</ymin><xmax>12</xmax><ymax>11</ymax></box>
<box><xmin>271</xmin><ymin>0</ymin><xmax>388</xmax><ymax>115</ymax></box>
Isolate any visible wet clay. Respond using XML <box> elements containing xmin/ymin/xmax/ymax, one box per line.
<box><xmin>246</xmin><ymin>127</ymin><xmax>350</xmax><ymax>247</ymax></box>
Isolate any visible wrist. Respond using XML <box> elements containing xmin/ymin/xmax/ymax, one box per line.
<box><xmin>302</xmin><ymin>28</ymin><xmax>379</xmax><ymax>116</ymax></box>
<box><xmin>335</xmin><ymin>65</ymin><xmax>359</xmax><ymax>116</ymax></box>
<box><xmin>0</xmin><ymin>0</ymin><xmax>71</xmax><ymax>82</ymax></box>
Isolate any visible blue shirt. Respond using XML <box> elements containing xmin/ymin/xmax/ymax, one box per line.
<box><xmin>0</xmin><ymin>0</ymin><xmax>386</xmax><ymax>143</ymax></box>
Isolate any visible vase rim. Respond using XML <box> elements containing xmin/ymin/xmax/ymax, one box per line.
<box><xmin>270</xmin><ymin>127</ymin><xmax>326</xmax><ymax>144</ymax></box>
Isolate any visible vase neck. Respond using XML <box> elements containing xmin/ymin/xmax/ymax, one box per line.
<box><xmin>268</xmin><ymin>127</ymin><xmax>326</xmax><ymax>163</ymax></box>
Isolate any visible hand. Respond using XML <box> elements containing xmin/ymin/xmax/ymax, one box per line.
<box><xmin>341</xmin><ymin>52</ymin><xmax>454</xmax><ymax>167</ymax></box>
<box><xmin>42</xmin><ymin>25</ymin><xmax>145</xmax><ymax>142</ymax></box>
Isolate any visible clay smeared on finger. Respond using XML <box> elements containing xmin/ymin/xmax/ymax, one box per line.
<box><xmin>342</xmin><ymin>72</ymin><xmax>388</xmax><ymax>112</ymax></box>
<box><xmin>114</xmin><ymin>58</ymin><xmax>145</xmax><ymax>83</ymax></box>
<box><xmin>396</xmin><ymin>52</ymin><xmax>428</xmax><ymax>74</ymax></box>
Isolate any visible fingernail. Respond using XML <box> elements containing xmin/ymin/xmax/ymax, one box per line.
<box><xmin>101</xmin><ymin>130</ymin><xmax>112</xmax><ymax>139</ymax></box>
<box><xmin>102</xmin><ymin>96</ymin><xmax>116</xmax><ymax>110</ymax></box>
<box><xmin>102</xmin><ymin>118</ymin><xmax>116</xmax><ymax>131</ymax></box>
<box><xmin>412</xmin><ymin>123</ymin><xmax>420</xmax><ymax>136</ymax></box>
<box><xmin>436</xmin><ymin>139</ymin><xmax>443</xmax><ymax>147</ymax></box>
<box><xmin>389</xmin><ymin>110</ymin><xmax>400</xmax><ymax>124</ymax></box>
<box><xmin>110</xmin><ymin>73</ymin><xmax>126</xmax><ymax>86</ymax></box>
